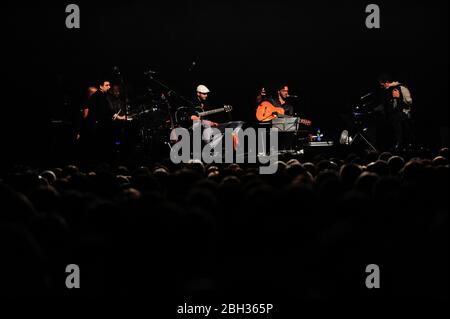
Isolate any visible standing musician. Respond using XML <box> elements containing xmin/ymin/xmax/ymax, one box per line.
<box><xmin>77</xmin><ymin>86</ymin><xmax>98</xmax><ymax>142</ymax></box>
<box><xmin>82</xmin><ymin>78</ymin><xmax>116</xmax><ymax>161</ymax></box>
<box><xmin>377</xmin><ymin>74</ymin><xmax>414</xmax><ymax>149</ymax></box>
<box><xmin>83</xmin><ymin>86</ymin><xmax>98</xmax><ymax>119</ymax></box>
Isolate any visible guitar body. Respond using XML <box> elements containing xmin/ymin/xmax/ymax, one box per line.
<box><xmin>175</xmin><ymin>107</ymin><xmax>201</xmax><ymax>128</ymax></box>
<box><xmin>256</xmin><ymin>101</ymin><xmax>285</xmax><ymax>122</ymax></box>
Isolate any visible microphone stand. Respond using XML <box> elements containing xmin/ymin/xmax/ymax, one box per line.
<box><xmin>144</xmin><ymin>71</ymin><xmax>192</xmax><ymax>144</ymax></box>
<box><xmin>145</xmin><ymin>72</ymin><xmax>193</xmax><ymax>107</ymax></box>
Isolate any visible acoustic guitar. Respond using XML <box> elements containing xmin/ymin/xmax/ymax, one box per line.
<box><xmin>256</xmin><ymin>101</ymin><xmax>312</xmax><ymax>126</ymax></box>
<box><xmin>256</xmin><ymin>101</ymin><xmax>285</xmax><ymax>122</ymax></box>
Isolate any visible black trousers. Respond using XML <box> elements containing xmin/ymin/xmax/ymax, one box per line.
<box><xmin>387</xmin><ymin>111</ymin><xmax>414</xmax><ymax>148</ymax></box>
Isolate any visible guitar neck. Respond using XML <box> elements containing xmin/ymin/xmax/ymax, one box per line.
<box><xmin>272</xmin><ymin>116</ymin><xmax>311</xmax><ymax>126</ymax></box>
<box><xmin>199</xmin><ymin>108</ymin><xmax>226</xmax><ymax>117</ymax></box>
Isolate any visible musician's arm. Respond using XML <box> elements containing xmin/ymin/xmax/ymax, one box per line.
<box><xmin>191</xmin><ymin>115</ymin><xmax>218</xmax><ymax>127</ymax></box>
<box><xmin>400</xmin><ymin>86</ymin><xmax>413</xmax><ymax>106</ymax></box>
<box><xmin>83</xmin><ymin>108</ymin><xmax>89</xmax><ymax>119</ymax></box>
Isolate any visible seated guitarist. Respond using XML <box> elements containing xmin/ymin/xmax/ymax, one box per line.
<box><xmin>256</xmin><ymin>83</ymin><xmax>294</xmax><ymax>122</ymax></box>
<box><xmin>256</xmin><ymin>83</ymin><xmax>312</xmax><ymax>126</ymax></box>
<box><xmin>274</xmin><ymin>84</ymin><xmax>294</xmax><ymax>116</ymax></box>
<box><xmin>270</xmin><ymin>83</ymin><xmax>294</xmax><ymax>116</ymax></box>
<box><xmin>191</xmin><ymin>84</ymin><xmax>230</xmax><ymax>126</ymax></box>
<box><xmin>191</xmin><ymin>84</ymin><xmax>242</xmax><ymax>149</ymax></box>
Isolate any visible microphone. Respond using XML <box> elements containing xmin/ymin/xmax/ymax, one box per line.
<box><xmin>287</xmin><ymin>94</ymin><xmax>299</xmax><ymax>99</ymax></box>
<box><xmin>144</xmin><ymin>69</ymin><xmax>157</xmax><ymax>75</ymax></box>
<box><xmin>188</xmin><ymin>61</ymin><xmax>196</xmax><ymax>72</ymax></box>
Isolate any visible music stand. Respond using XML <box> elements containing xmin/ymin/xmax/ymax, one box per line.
<box><xmin>271</xmin><ymin>116</ymin><xmax>299</xmax><ymax>132</ymax></box>
<box><xmin>271</xmin><ymin>116</ymin><xmax>307</xmax><ymax>152</ymax></box>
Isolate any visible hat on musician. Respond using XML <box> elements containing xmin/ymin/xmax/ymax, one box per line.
<box><xmin>196</xmin><ymin>84</ymin><xmax>210</xmax><ymax>94</ymax></box>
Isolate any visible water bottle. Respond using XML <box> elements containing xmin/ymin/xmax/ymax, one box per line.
<box><xmin>316</xmin><ymin>128</ymin><xmax>321</xmax><ymax>142</ymax></box>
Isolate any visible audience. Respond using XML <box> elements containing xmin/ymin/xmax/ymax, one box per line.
<box><xmin>0</xmin><ymin>148</ymin><xmax>448</xmax><ymax>298</ymax></box>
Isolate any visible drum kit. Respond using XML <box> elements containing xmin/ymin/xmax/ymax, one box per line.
<box><xmin>122</xmin><ymin>95</ymin><xmax>176</xmax><ymax>152</ymax></box>
<box><xmin>107</xmin><ymin>66</ymin><xmax>175</xmax><ymax>157</ymax></box>
<box><xmin>127</xmin><ymin>101</ymin><xmax>169</xmax><ymax>127</ymax></box>
<box><xmin>118</xmin><ymin>71</ymin><xmax>194</xmax><ymax>158</ymax></box>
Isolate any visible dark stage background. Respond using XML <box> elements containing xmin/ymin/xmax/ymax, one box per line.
<box><xmin>3</xmin><ymin>1</ymin><xmax>448</xmax><ymax>165</ymax></box>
